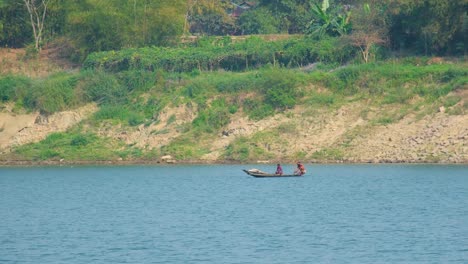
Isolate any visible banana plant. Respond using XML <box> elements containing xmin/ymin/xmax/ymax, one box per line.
<box><xmin>307</xmin><ymin>0</ymin><xmax>350</xmax><ymax>38</ymax></box>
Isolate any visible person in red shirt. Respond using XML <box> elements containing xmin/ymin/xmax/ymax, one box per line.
<box><xmin>275</xmin><ymin>164</ymin><xmax>283</xmax><ymax>175</ymax></box>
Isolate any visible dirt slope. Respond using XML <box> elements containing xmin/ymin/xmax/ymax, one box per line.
<box><xmin>1</xmin><ymin>97</ymin><xmax>465</xmax><ymax>163</ymax></box>
<box><xmin>0</xmin><ymin>48</ymin><xmax>466</xmax><ymax>163</ymax></box>
<box><xmin>0</xmin><ymin>104</ymin><xmax>98</xmax><ymax>154</ymax></box>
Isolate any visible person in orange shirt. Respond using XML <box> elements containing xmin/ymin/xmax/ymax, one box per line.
<box><xmin>295</xmin><ymin>162</ymin><xmax>306</xmax><ymax>175</ymax></box>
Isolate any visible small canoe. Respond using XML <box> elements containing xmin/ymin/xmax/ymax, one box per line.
<box><xmin>243</xmin><ymin>169</ymin><xmax>303</xmax><ymax>178</ymax></box>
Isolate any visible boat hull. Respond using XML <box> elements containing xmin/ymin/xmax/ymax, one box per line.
<box><xmin>243</xmin><ymin>169</ymin><xmax>303</xmax><ymax>178</ymax></box>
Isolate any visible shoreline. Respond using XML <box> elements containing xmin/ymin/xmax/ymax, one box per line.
<box><xmin>1</xmin><ymin>159</ymin><xmax>467</xmax><ymax>167</ymax></box>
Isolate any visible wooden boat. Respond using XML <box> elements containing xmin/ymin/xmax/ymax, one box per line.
<box><xmin>243</xmin><ymin>169</ymin><xmax>303</xmax><ymax>178</ymax></box>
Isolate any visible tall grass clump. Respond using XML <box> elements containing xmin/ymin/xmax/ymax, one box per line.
<box><xmin>222</xmin><ymin>134</ymin><xmax>274</xmax><ymax>162</ymax></box>
<box><xmin>117</xmin><ymin>70</ymin><xmax>156</xmax><ymax>92</ymax></box>
<box><xmin>13</xmin><ymin>131</ymin><xmax>125</xmax><ymax>161</ymax></box>
<box><xmin>183</xmin><ymin>78</ymin><xmax>217</xmax><ymax>104</ymax></box>
<box><xmin>159</xmin><ymin>136</ymin><xmax>210</xmax><ymax>160</ymax></box>
<box><xmin>23</xmin><ymin>73</ymin><xmax>79</xmax><ymax>114</ymax></box>
<box><xmin>92</xmin><ymin>105</ymin><xmax>145</xmax><ymax>126</ymax></box>
<box><xmin>79</xmin><ymin>70</ymin><xmax>127</xmax><ymax>105</ymax></box>
<box><xmin>211</xmin><ymin>72</ymin><xmax>260</xmax><ymax>93</ymax></box>
<box><xmin>192</xmin><ymin>98</ymin><xmax>232</xmax><ymax>133</ymax></box>
<box><xmin>0</xmin><ymin>75</ymin><xmax>32</xmax><ymax>103</ymax></box>
<box><xmin>313</xmin><ymin>60</ymin><xmax>467</xmax><ymax>104</ymax></box>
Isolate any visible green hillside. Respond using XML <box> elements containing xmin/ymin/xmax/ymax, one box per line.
<box><xmin>1</xmin><ymin>36</ymin><xmax>466</xmax><ymax>164</ymax></box>
<box><xmin>0</xmin><ymin>1</ymin><xmax>467</xmax><ymax>164</ymax></box>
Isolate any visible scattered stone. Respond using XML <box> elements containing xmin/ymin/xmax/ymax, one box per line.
<box><xmin>160</xmin><ymin>155</ymin><xmax>176</xmax><ymax>163</ymax></box>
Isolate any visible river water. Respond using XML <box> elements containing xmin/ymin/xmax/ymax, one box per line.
<box><xmin>1</xmin><ymin>164</ymin><xmax>467</xmax><ymax>263</ymax></box>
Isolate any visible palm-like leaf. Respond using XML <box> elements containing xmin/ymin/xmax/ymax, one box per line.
<box><xmin>308</xmin><ymin>1</ymin><xmax>350</xmax><ymax>38</ymax></box>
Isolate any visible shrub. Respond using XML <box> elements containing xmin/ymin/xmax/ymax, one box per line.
<box><xmin>192</xmin><ymin>98</ymin><xmax>231</xmax><ymax>133</ymax></box>
<box><xmin>311</xmin><ymin>148</ymin><xmax>344</xmax><ymax>160</ymax></box>
<box><xmin>93</xmin><ymin>104</ymin><xmax>146</xmax><ymax>127</ymax></box>
<box><xmin>261</xmin><ymin>68</ymin><xmax>305</xmax><ymax>109</ymax></box>
<box><xmin>70</xmin><ymin>134</ymin><xmax>90</xmax><ymax>146</ymax></box>
<box><xmin>308</xmin><ymin>92</ymin><xmax>338</xmax><ymax>106</ymax></box>
<box><xmin>213</xmin><ymin>72</ymin><xmax>259</xmax><ymax>93</ymax></box>
<box><xmin>93</xmin><ymin>105</ymin><xmax>128</xmax><ymax>121</ymax></box>
<box><xmin>83</xmin><ymin>36</ymin><xmax>353</xmax><ymax>73</ymax></box>
<box><xmin>23</xmin><ymin>73</ymin><xmax>78</xmax><ymax>114</ymax></box>
<box><xmin>117</xmin><ymin>70</ymin><xmax>156</xmax><ymax>92</ymax></box>
<box><xmin>243</xmin><ymin>99</ymin><xmax>275</xmax><ymax>120</ymax></box>
<box><xmin>311</xmin><ymin>37</ymin><xmax>355</xmax><ymax>64</ymax></box>
<box><xmin>237</xmin><ymin>8</ymin><xmax>280</xmax><ymax>34</ymax></box>
<box><xmin>79</xmin><ymin>70</ymin><xmax>126</xmax><ymax>105</ymax></box>
<box><xmin>127</xmin><ymin>112</ymin><xmax>145</xmax><ymax>126</ymax></box>
<box><xmin>223</xmin><ymin>138</ymin><xmax>251</xmax><ymax>161</ymax></box>
<box><xmin>222</xmin><ymin>135</ymin><xmax>272</xmax><ymax>162</ymax></box>
<box><xmin>0</xmin><ymin>75</ymin><xmax>31</xmax><ymax>102</ymax></box>
<box><xmin>160</xmin><ymin>136</ymin><xmax>209</xmax><ymax>160</ymax></box>
<box><xmin>13</xmin><ymin>132</ymin><xmax>123</xmax><ymax>161</ymax></box>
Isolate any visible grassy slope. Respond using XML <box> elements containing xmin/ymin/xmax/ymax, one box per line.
<box><xmin>0</xmin><ymin>47</ymin><xmax>467</xmax><ymax>163</ymax></box>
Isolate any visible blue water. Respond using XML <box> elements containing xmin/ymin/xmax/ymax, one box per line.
<box><xmin>1</xmin><ymin>164</ymin><xmax>467</xmax><ymax>263</ymax></box>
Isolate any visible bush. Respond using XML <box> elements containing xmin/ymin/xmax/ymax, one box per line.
<box><xmin>311</xmin><ymin>148</ymin><xmax>344</xmax><ymax>160</ymax></box>
<box><xmin>79</xmin><ymin>70</ymin><xmax>127</xmax><ymax>105</ymax></box>
<box><xmin>243</xmin><ymin>99</ymin><xmax>275</xmax><ymax>120</ymax></box>
<box><xmin>117</xmin><ymin>70</ymin><xmax>156</xmax><ymax>92</ymax></box>
<box><xmin>192</xmin><ymin>98</ymin><xmax>231</xmax><ymax>133</ymax></box>
<box><xmin>184</xmin><ymin>79</ymin><xmax>216</xmax><ymax>102</ymax></box>
<box><xmin>160</xmin><ymin>136</ymin><xmax>209</xmax><ymax>160</ymax></box>
<box><xmin>13</xmin><ymin>132</ymin><xmax>122</xmax><ymax>161</ymax></box>
<box><xmin>310</xmin><ymin>37</ymin><xmax>355</xmax><ymax>64</ymax></box>
<box><xmin>23</xmin><ymin>73</ymin><xmax>78</xmax><ymax>114</ymax></box>
<box><xmin>93</xmin><ymin>105</ymin><xmax>146</xmax><ymax>126</ymax></box>
<box><xmin>127</xmin><ymin>112</ymin><xmax>145</xmax><ymax>126</ymax></box>
<box><xmin>237</xmin><ymin>8</ymin><xmax>280</xmax><ymax>34</ymax></box>
<box><xmin>83</xmin><ymin>36</ymin><xmax>352</xmax><ymax>73</ymax></box>
<box><xmin>308</xmin><ymin>92</ymin><xmax>338</xmax><ymax>106</ymax></box>
<box><xmin>70</xmin><ymin>134</ymin><xmax>89</xmax><ymax>146</ymax></box>
<box><xmin>213</xmin><ymin>72</ymin><xmax>259</xmax><ymax>93</ymax></box>
<box><xmin>223</xmin><ymin>137</ymin><xmax>251</xmax><ymax>161</ymax></box>
<box><xmin>261</xmin><ymin>68</ymin><xmax>305</xmax><ymax>109</ymax></box>
<box><xmin>222</xmin><ymin>135</ymin><xmax>271</xmax><ymax>162</ymax></box>
<box><xmin>0</xmin><ymin>75</ymin><xmax>31</xmax><ymax>102</ymax></box>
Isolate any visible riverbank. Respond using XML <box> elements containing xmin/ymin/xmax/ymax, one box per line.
<box><xmin>1</xmin><ymin>158</ymin><xmax>467</xmax><ymax>167</ymax></box>
<box><xmin>1</xmin><ymin>48</ymin><xmax>466</xmax><ymax>164</ymax></box>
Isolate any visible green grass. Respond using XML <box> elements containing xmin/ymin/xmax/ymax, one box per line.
<box><xmin>12</xmin><ymin>132</ymin><xmax>126</xmax><ymax>161</ymax></box>
<box><xmin>159</xmin><ymin>136</ymin><xmax>210</xmax><ymax>160</ymax></box>
<box><xmin>310</xmin><ymin>148</ymin><xmax>344</xmax><ymax>160</ymax></box>
<box><xmin>3</xmin><ymin>49</ymin><xmax>467</xmax><ymax>162</ymax></box>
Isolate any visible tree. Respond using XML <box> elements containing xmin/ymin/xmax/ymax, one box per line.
<box><xmin>65</xmin><ymin>0</ymin><xmax>185</xmax><ymax>59</ymax></box>
<box><xmin>346</xmin><ymin>3</ymin><xmax>388</xmax><ymax>63</ymax></box>
<box><xmin>237</xmin><ymin>7</ymin><xmax>279</xmax><ymax>35</ymax></box>
<box><xmin>131</xmin><ymin>0</ymin><xmax>185</xmax><ymax>46</ymax></box>
<box><xmin>256</xmin><ymin>0</ymin><xmax>313</xmax><ymax>33</ymax></box>
<box><xmin>0</xmin><ymin>0</ymin><xmax>31</xmax><ymax>47</ymax></box>
<box><xmin>66</xmin><ymin>0</ymin><xmax>130</xmax><ymax>54</ymax></box>
<box><xmin>184</xmin><ymin>0</ymin><xmax>233</xmax><ymax>35</ymax></box>
<box><xmin>23</xmin><ymin>0</ymin><xmax>51</xmax><ymax>50</ymax></box>
<box><xmin>387</xmin><ymin>0</ymin><xmax>468</xmax><ymax>55</ymax></box>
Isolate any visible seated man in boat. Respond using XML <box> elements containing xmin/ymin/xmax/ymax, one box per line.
<box><xmin>275</xmin><ymin>164</ymin><xmax>283</xmax><ymax>175</ymax></box>
<box><xmin>294</xmin><ymin>162</ymin><xmax>306</xmax><ymax>175</ymax></box>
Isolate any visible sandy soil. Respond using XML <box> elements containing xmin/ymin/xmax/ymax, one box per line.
<box><xmin>0</xmin><ymin>48</ymin><xmax>466</xmax><ymax>164</ymax></box>
<box><xmin>0</xmin><ymin>104</ymin><xmax>98</xmax><ymax>153</ymax></box>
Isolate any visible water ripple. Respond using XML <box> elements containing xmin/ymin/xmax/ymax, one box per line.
<box><xmin>1</xmin><ymin>164</ymin><xmax>467</xmax><ymax>263</ymax></box>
